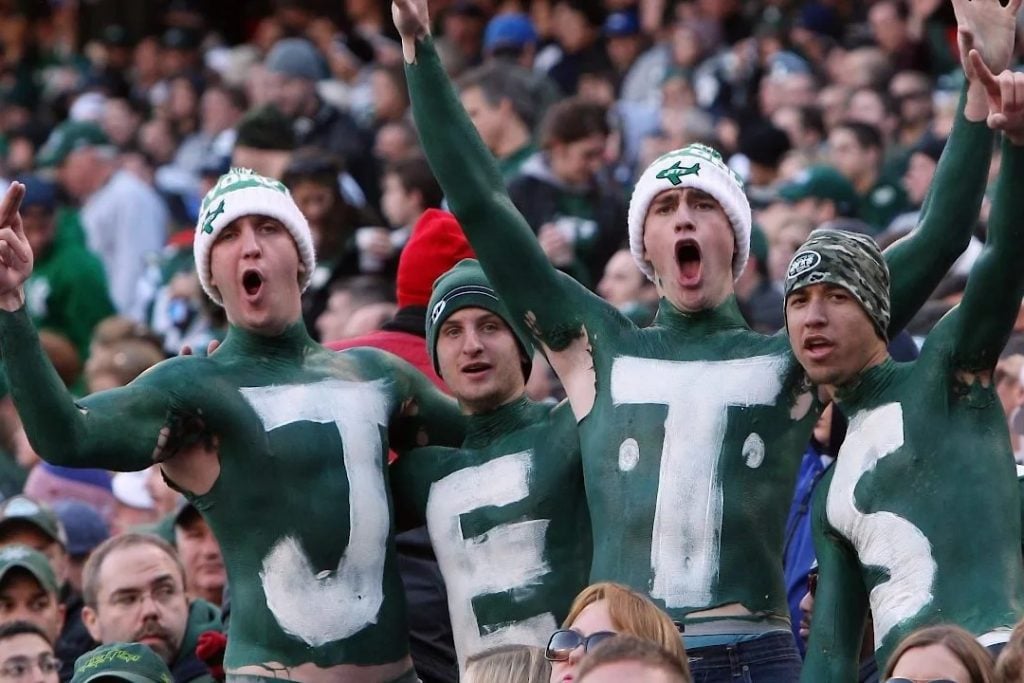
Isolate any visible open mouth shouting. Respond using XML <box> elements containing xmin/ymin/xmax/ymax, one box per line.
<box><xmin>675</xmin><ymin>239</ymin><xmax>702</xmax><ymax>286</ymax></box>
<box><xmin>803</xmin><ymin>334</ymin><xmax>835</xmax><ymax>361</ymax></box>
<box><xmin>242</xmin><ymin>269</ymin><xmax>264</xmax><ymax>298</ymax></box>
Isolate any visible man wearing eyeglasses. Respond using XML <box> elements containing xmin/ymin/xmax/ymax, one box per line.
<box><xmin>80</xmin><ymin>534</ymin><xmax>219</xmax><ymax>683</ymax></box>
<box><xmin>0</xmin><ymin>621</ymin><xmax>61</xmax><ymax>683</ymax></box>
<box><xmin>390</xmin><ymin>260</ymin><xmax>590</xmax><ymax>677</ymax></box>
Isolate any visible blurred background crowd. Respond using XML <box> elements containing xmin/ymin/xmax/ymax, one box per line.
<box><xmin>2</xmin><ymin>0</ymin><xmax>1024</xmax><ymax>680</ymax></box>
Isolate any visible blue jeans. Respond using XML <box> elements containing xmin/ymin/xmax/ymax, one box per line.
<box><xmin>687</xmin><ymin>632</ymin><xmax>802</xmax><ymax>683</ymax></box>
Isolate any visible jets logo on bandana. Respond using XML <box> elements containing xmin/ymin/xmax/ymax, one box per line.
<box><xmin>787</xmin><ymin>251</ymin><xmax>821</xmax><ymax>280</ymax></box>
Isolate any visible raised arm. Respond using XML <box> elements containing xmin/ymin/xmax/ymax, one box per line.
<box><xmin>392</xmin><ymin>0</ymin><xmax>622</xmax><ymax>349</ymax></box>
<box><xmin>946</xmin><ymin>58</ymin><xmax>1024</xmax><ymax>371</ymax></box>
<box><xmin>800</xmin><ymin>477</ymin><xmax>870</xmax><ymax>683</ymax></box>
<box><xmin>884</xmin><ymin>0</ymin><xmax>1019</xmax><ymax>335</ymax></box>
<box><xmin>0</xmin><ymin>183</ymin><xmax>176</xmax><ymax>472</ymax></box>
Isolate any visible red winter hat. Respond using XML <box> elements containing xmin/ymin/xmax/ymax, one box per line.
<box><xmin>396</xmin><ymin>209</ymin><xmax>475</xmax><ymax>308</ymax></box>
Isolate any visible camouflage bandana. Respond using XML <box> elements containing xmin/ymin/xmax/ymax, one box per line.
<box><xmin>784</xmin><ymin>228</ymin><xmax>890</xmax><ymax>340</ymax></box>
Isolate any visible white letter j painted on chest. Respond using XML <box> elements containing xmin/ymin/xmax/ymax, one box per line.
<box><xmin>611</xmin><ymin>355</ymin><xmax>787</xmax><ymax>609</ymax></box>
<box><xmin>241</xmin><ymin>379</ymin><xmax>390</xmax><ymax>647</ymax></box>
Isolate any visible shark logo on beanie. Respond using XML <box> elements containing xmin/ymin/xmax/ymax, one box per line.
<box><xmin>628</xmin><ymin>143</ymin><xmax>752</xmax><ymax>283</ymax></box>
<box><xmin>193</xmin><ymin>168</ymin><xmax>316</xmax><ymax>306</ymax></box>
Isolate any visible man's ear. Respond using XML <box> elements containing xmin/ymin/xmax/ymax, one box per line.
<box><xmin>82</xmin><ymin>605</ymin><xmax>101</xmax><ymax>642</ymax></box>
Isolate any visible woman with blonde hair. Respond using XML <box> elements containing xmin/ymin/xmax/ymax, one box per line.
<box><xmin>464</xmin><ymin>644</ymin><xmax>550</xmax><ymax>683</ymax></box>
<box><xmin>546</xmin><ymin>582</ymin><xmax>688</xmax><ymax>683</ymax></box>
<box><xmin>884</xmin><ymin>624</ymin><xmax>996</xmax><ymax>683</ymax></box>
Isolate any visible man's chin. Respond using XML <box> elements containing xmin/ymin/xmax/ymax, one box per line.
<box><xmin>138</xmin><ymin>638</ymin><xmax>175</xmax><ymax>663</ymax></box>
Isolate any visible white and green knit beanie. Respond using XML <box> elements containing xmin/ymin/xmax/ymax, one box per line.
<box><xmin>193</xmin><ymin>167</ymin><xmax>315</xmax><ymax>305</ymax></box>
<box><xmin>627</xmin><ymin>143</ymin><xmax>752</xmax><ymax>282</ymax></box>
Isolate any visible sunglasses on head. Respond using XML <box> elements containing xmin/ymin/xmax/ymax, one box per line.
<box><xmin>885</xmin><ymin>679</ymin><xmax>959</xmax><ymax>683</ymax></box>
<box><xmin>545</xmin><ymin>629</ymin><xmax>617</xmax><ymax>661</ymax></box>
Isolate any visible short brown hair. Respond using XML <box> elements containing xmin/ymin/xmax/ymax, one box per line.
<box><xmin>562</xmin><ymin>582</ymin><xmax>687</xmax><ymax>663</ymax></box>
<box><xmin>884</xmin><ymin>624</ymin><xmax>995</xmax><ymax>683</ymax></box>
<box><xmin>82</xmin><ymin>533</ymin><xmax>185</xmax><ymax>608</ymax></box>
<box><xmin>577</xmin><ymin>634</ymin><xmax>690</xmax><ymax>682</ymax></box>
<box><xmin>538</xmin><ymin>97</ymin><xmax>609</xmax><ymax>149</ymax></box>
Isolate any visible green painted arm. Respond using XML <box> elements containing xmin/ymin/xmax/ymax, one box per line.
<box><xmin>389</xmin><ymin>447</ymin><xmax>444</xmax><ymax>532</ymax></box>
<box><xmin>371</xmin><ymin>349</ymin><xmax>465</xmax><ymax>453</ymax></box>
<box><xmin>0</xmin><ymin>306</ymin><xmax>169</xmax><ymax>471</ymax></box>
<box><xmin>948</xmin><ymin>140</ymin><xmax>1024</xmax><ymax>371</ymax></box>
<box><xmin>801</xmin><ymin>475</ymin><xmax>870</xmax><ymax>683</ymax></box>
<box><xmin>404</xmin><ymin>37</ymin><xmax>621</xmax><ymax>349</ymax></box>
<box><xmin>883</xmin><ymin>86</ymin><xmax>993</xmax><ymax>336</ymax></box>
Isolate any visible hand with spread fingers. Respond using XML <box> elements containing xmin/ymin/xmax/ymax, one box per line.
<box><xmin>0</xmin><ymin>183</ymin><xmax>34</xmax><ymax>311</ymax></box>
<box><xmin>970</xmin><ymin>49</ymin><xmax>1024</xmax><ymax>144</ymax></box>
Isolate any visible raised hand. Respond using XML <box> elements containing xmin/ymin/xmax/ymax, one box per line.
<box><xmin>392</xmin><ymin>0</ymin><xmax>430</xmax><ymax>62</ymax></box>
<box><xmin>953</xmin><ymin>0</ymin><xmax>1022</xmax><ymax>81</ymax></box>
<box><xmin>0</xmin><ymin>183</ymin><xmax>33</xmax><ymax>311</ymax></box>
<box><xmin>969</xmin><ymin>49</ymin><xmax>1024</xmax><ymax>144</ymax></box>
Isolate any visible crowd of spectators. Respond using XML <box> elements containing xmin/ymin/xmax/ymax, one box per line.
<box><xmin>2</xmin><ymin>0</ymin><xmax>1024</xmax><ymax>681</ymax></box>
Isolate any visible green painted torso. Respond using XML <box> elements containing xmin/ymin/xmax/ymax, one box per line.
<box><xmin>822</xmin><ymin>350</ymin><xmax>1024</xmax><ymax>666</ymax></box>
<box><xmin>142</xmin><ymin>327</ymin><xmax>414</xmax><ymax>669</ymax></box>
<box><xmin>580</xmin><ymin>298</ymin><xmax>817</xmax><ymax>621</ymax></box>
<box><xmin>393</xmin><ymin>398</ymin><xmax>590</xmax><ymax>671</ymax></box>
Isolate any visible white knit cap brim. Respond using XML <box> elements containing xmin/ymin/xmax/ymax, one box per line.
<box><xmin>627</xmin><ymin>144</ymin><xmax>752</xmax><ymax>283</ymax></box>
<box><xmin>193</xmin><ymin>169</ymin><xmax>315</xmax><ymax>306</ymax></box>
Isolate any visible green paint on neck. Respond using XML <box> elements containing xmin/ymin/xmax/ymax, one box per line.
<box><xmin>216</xmin><ymin>321</ymin><xmax>317</xmax><ymax>361</ymax></box>
<box><xmin>464</xmin><ymin>395</ymin><xmax>532</xmax><ymax>448</ymax></box>
<box><xmin>653</xmin><ymin>295</ymin><xmax>748</xmax><ymax>335</ymax></box>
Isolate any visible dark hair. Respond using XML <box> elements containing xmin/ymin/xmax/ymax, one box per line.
<box><xmin>798</xmin><ymin>105</ymin><xmax>826</xmax><ymax>139</ymax></box>
<box><xmin>0</xmin><ymin>620</ymin><xmax>54</xmax><ymax>647</ymax></box>
<box><xmin>834</xmin><ymin>119</ymin><xmax>884</xmax><ymax>151</ymax></box>
<box><xmin>884</xmin><ymin>624</ymin><xmax>995</xmax><ymax>683</ymax></box>
<box><xmin>456</xmin><ymin>63</ymin><xmax>539</xmax><ymax>129</ymax></box>
<box><xmin>539</xmin><ymin>97</ymin><xmax>609</xmax><ymax>148</ymax></box>
<box><xmin>283</xmin><ymin>148</ymin><xmax>381</xmax><ymax>258</ymax></box>
<box><xmin>235</xmin><ymin>105</ymin><xmax>296</xmax><ymax>151</ymax></box>
<box><xmin>875</xmin><ymin>0</ymin><xmax>911</xmax><ymax>22</ymax></box>
<box><xmin>384</xmin><ymin>156</ymin><xmax>443</xmax><ymax>210</ymax></box>
<box><xmin>203</xmin><ymin>83</ymin><xmax>249</xmax><ymax>113</ymax></box>
<box><xmin>82</xmin><ymin>534</ymin><xmax>185</xmax><ymax>609</ymax></box>
<box><xmin>327</xmin><ymin>275</ymin><xmax>396</xmax><ymax>306</ymax></box>
<box><xmin>576</xmin><ymin>634</ymin><xmax>690</xmax><ymax>683</ymax></box>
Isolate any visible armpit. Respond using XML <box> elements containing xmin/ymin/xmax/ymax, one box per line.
<box><xmin>526</xmin><ymin>311</ymin><xmax>596</xmax><ymax>422</ymax></box>
<box><xmin>953</xmin><ymin>369</ymin><xmax>997</xmax><ymax>409</ymax></box>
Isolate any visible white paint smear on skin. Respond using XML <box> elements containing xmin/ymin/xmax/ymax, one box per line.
<box><xmin>826</xmin><ymin>402</ymin><xmax>935</xmax><ymax>647</ymax></box>
<box><xmin>618</xmin><ymin>438</ymin><xmax>640</xmax><ymax>472</ymax></box>
<box><xmin>426</xmin><ymin>451</ymin><xmax>557</xmax><ymax>673</ymax></box>
<box><xmin>241</xmin><ymin>379</ymin><xmax>391</xmax><ymax>647</ymax></box>
<box><xmin>610</xmin><ymin>354</ymin><xmax>787</xmax><ymax>608</ymax></box>
<box><xmin>742</xmin><ymin>433</ymin><xmax>765</xmax><ymax>469</ymax></box>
